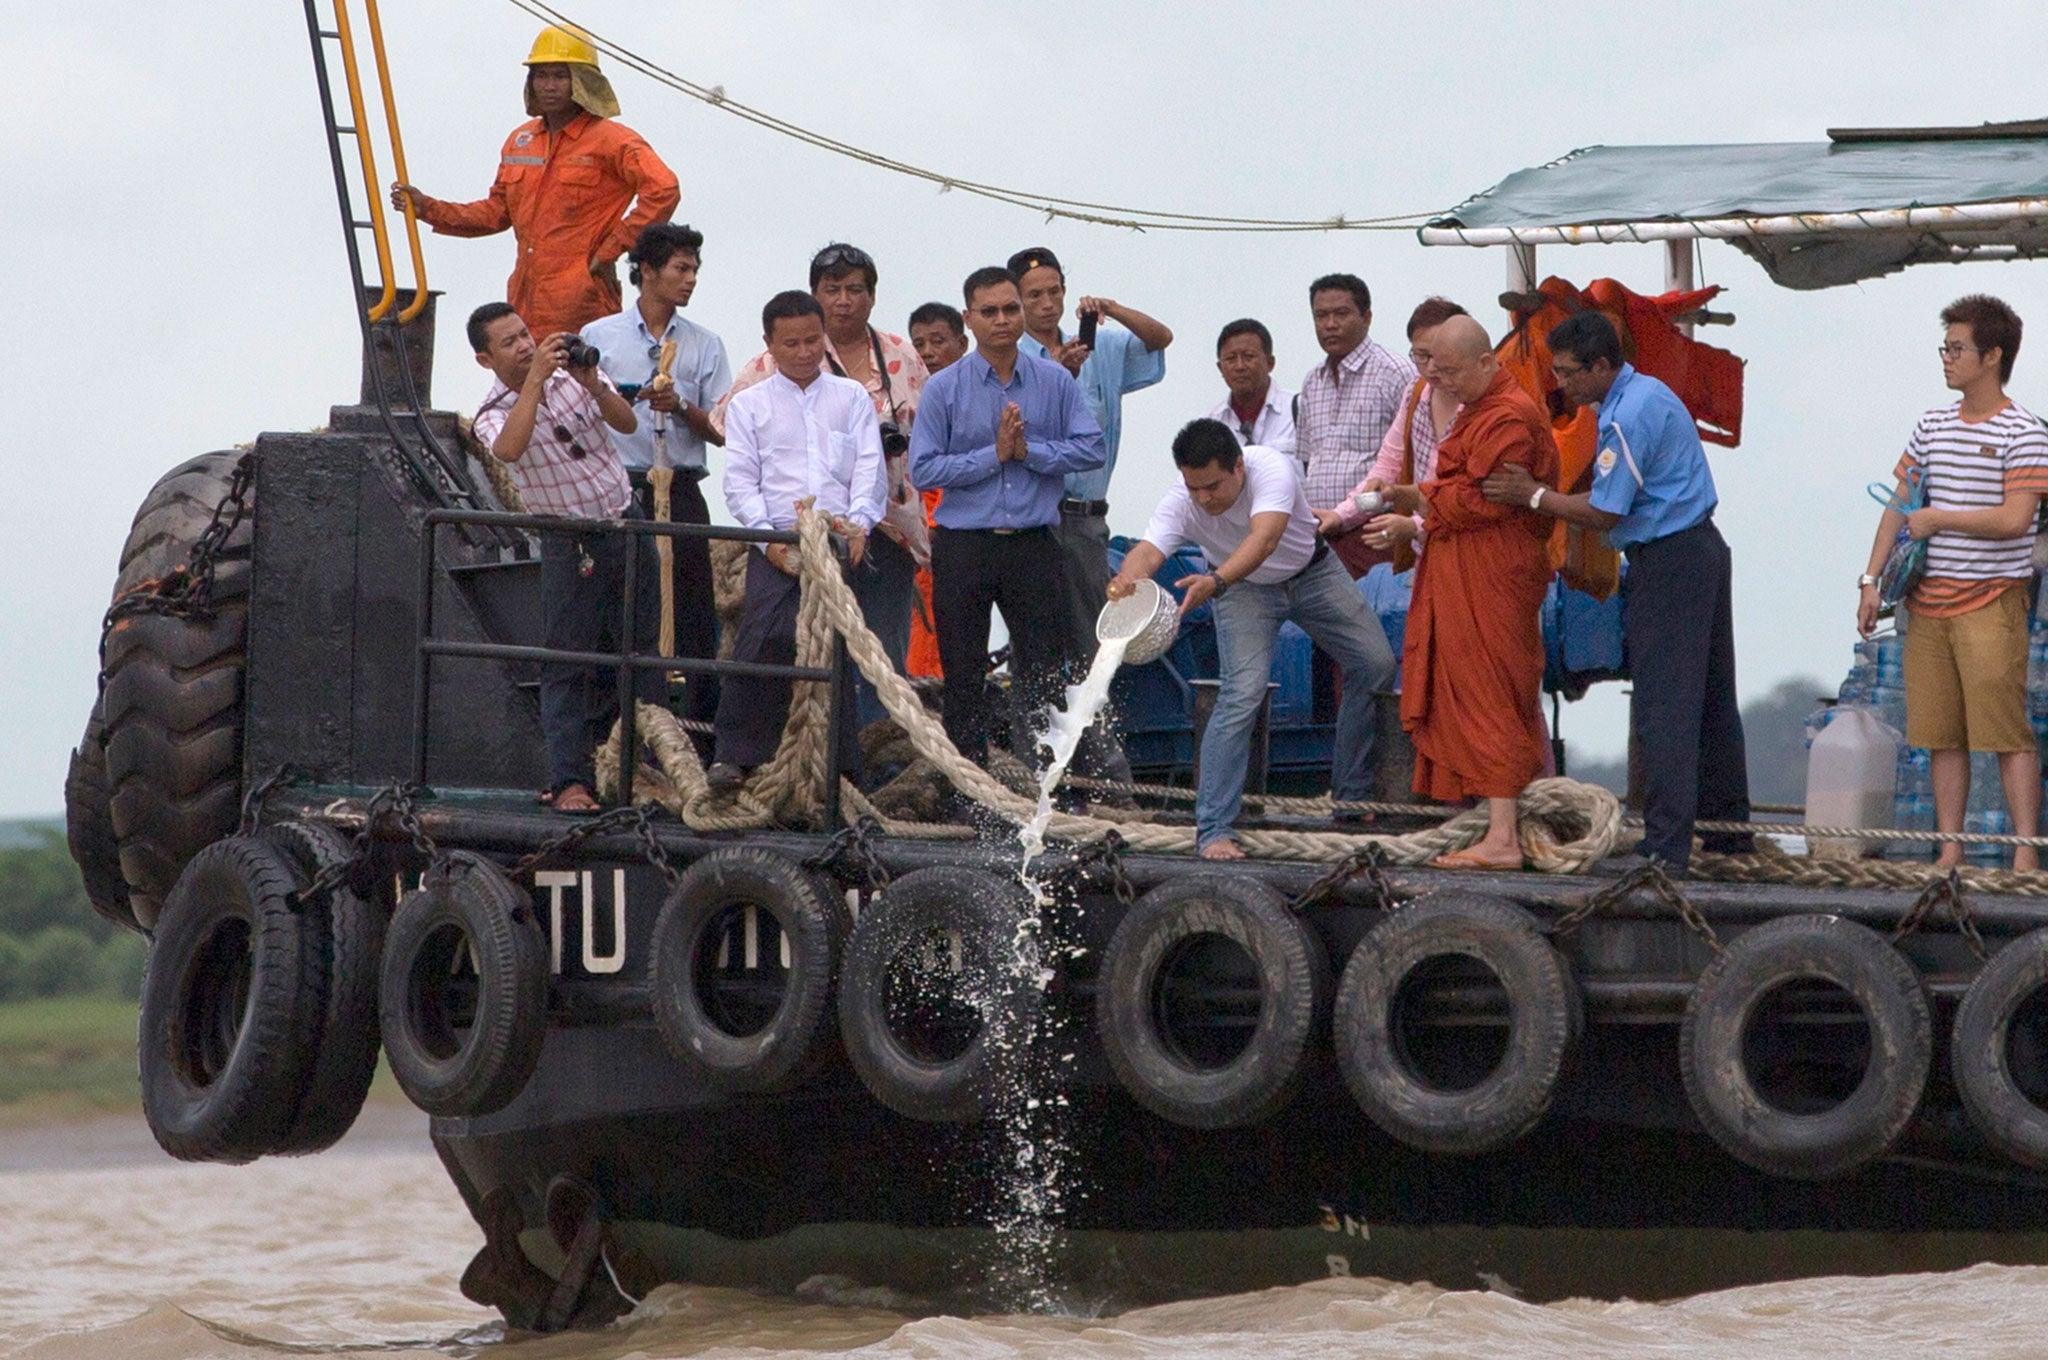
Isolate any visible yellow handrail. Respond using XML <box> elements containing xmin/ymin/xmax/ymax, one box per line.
<box><xmin>328</xmin><ymin>0</ymin><xmax>398</xmax><ymax>323</ymax></box>
<box><xmin>360</xmin><ymin>0</ymin><xmax>431</xmax><ymax>323</ymax></box>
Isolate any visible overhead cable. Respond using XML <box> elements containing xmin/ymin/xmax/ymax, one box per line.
<box><xmin>503</xmin><ymin>0</ymin><xmax>1440</xmax><ymax>234</ymax></box>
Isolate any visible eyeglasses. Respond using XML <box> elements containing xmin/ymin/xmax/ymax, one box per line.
<box><xmin>1408</xmin><ymin>349</ymin><xmax>1432</xmax><ymax>365</ymax></box>
<box><xmin>1937</xmin><ymin>343</ymin><xmax>1983</xmax><ymax>359</ymax></box>
<box><xmin>1551</xmin><ymin>362</ymin><xmax>1587</xmax><ymax>380</ymax></box>
<box><xmin>552</xmin><ymin>424</ymin><xmax>588</xmax><ymax>460</ymax></box>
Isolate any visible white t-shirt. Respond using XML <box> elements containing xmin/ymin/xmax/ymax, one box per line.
<box><xmin>1142</xmin><ymin>445</ymin><xmax>1319</xmax><ymax>584</ymax></box>
<box><xmin>1896</xmin><ymin>399</ymin><xmax>2048</xmax><ymax>586</ymax></box>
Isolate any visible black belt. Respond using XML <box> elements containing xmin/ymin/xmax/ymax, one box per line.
<box><xmin>935</xmin><ymin>524</ymin><xmax>1053</xmax><ymax>538</ymax></box>
<box><xmin>1060</xmin><ymin>497</ymin><xmax>1109</xmax><ymax>517</ymax></box>
<box><xmin>1288</xmin><ymin>536</ymin><xmax>1331</xmax><ymax>579</ymax></box>
<box><xmin>1622</xmin><ymin>513</ymin><xmax>1714</xmax><ymax>557</ymax></box>
<box><xmin>627</xmin><ymin>467</ymin><xmax>706</xmax><ymax>487</ymax></box>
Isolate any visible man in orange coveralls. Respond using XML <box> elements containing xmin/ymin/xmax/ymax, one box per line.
<box><xmin>391</xmin><ymin>26</ymin><xmax>680</xmax><ymax>342</ymax></box>
<box><xmin>1380</xmin><ymin>315</ymin><xmax>1559</xmax><ymax>870</ymax></box>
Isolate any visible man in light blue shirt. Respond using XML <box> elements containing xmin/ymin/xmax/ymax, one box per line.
<box><xmin>581</xmin><ymin>223</ymin><xmax>733</xmax><ymax>730</ymax></box>
<box><xmin>1483</xmin><ymin>311</ymin><xmax>1751</xmax><ymax>876</ymax></box>
<box><xmin>1008</xmin><ymin>246</ymin><xmax>1173</xmax><ymax>792</ymax></box>
<box><xmin>909</xmin><ymin>265</ymin><xmax>1104</xmax><ymax>766</ymax></box>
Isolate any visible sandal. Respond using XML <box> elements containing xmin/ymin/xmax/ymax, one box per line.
<box><xmin>1431</xmin><ymin>847</ymin><xmax>1522</xmax><ymax>871</ymax></box>
<box><xmin>552</xmin><ymin>783</ymin><xmax>602</xmax><ymax>815</ymax></box>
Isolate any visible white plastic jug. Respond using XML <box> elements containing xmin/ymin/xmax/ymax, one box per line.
<box><xmin>1804</xmin><ymin>705</ymin><xmax>1900</xmax><ymax>858</ymax></box>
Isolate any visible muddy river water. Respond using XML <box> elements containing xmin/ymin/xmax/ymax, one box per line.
<box><xmin>6</xmin><ymin>1107</ymin><xmax>2048</xmax><ymax>1359</ymax></box>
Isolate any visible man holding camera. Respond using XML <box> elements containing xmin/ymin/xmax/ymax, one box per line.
<box><xmin>468</xmin><ymin>301</ymin><xmax>663</xmax><ymax>814</ymax></box>
<box><xmin>716</xmin><ymin>244</ymin><xmax>932</xmax><ymax>719</ymax></box>
<box><xmin>1009</xmin><ymin>247</ymin><xmax>1173</xmax><ymax>793</ymax></box>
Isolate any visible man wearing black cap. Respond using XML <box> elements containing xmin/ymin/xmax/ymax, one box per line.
<box><xmin>1008</xmin><ymin>247</ymin><xmax>1173</xmax><ymax>791</ymax></box>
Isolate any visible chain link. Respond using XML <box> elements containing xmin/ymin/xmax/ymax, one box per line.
<box><xmin>804</xmin><ymin>814</ymin><xmax>892</xmax><ymax>893</ymax></box>
<box><xmin>1550</xmin><ymin>861</ymin><xmax>1723</xmax><ymax>953</ymax></box>
<box><xmin>1891</xmin><ymin>867</ymin><xmax>1990</xmax><ymax>961</ymax></box>
<box><xmin>237</xmin><ymin>763</ymin><xmax>299</xmax><ymax>836</ymax></box>
<box><xmin>98</xmin><ymin>454</ymin><xmax>255</xmax><ymax>682</ymax></box>
<box><xmin>510</xmin><ymin>805</ymin><xmax>680</xmax><ymax>889</ymax></box>
<box><xmin>1288</xmin><ymin>842</ymin><xmax>1398</xmax><ymax>914</ymax></box>
<box><xmin>284</xmin><ymin>780</ymin><xmax>431</xmax><ymax>912</ymax></box>
<box><xmin>1047</xmin><ymin>830</ymin><xmax>1138</xmax><ymax>908</ymax></box>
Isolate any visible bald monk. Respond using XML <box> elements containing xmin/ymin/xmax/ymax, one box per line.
<box><xmin>1381</xmin><ymin>316</ymin><xmax>1559</xmax><ymax>869</ymax></box>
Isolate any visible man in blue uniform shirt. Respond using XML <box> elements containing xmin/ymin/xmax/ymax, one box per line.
<box><xmin>909</xmin><ymin>265</ymin><xmax>1106</xmax><ymax>767</ymax></box>
<box><xmin>1483</xmin><ymin>311</ymin><xmax>1753</xmax><ymax>875</ymax></box>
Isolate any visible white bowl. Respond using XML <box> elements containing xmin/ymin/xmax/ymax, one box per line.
<box><xmin>1097</xmin><ymin>578</ymin><xmax>1181</xmax><ymax>666</ymax></box>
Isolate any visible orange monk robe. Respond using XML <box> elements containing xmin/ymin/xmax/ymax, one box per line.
<box><xmin>1402</xmin><ymin>367</ymin><xmax>1560</xmax><ymax>802</ymax></box>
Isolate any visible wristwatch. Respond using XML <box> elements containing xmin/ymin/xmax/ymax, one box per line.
<box><xmin>1209</xmin><ymin>572</ymin><xmax>1230</xmax><ymax>597</ymax></box>
<box><xmin>1857</xmin><ymin>573</ymin><xmax>1879</xmax><ymax>589</ymax></box>
<box><xmin>1528</xmin><ymin>486</ymin><xmax>1546</xmax><ymax>511</ymax></box>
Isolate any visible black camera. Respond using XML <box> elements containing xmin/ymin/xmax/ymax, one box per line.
<box><xmin>878</xmin><ymin>420</ymin><xmax>909</xmax><ymax>457</ymax></box>
<box><xmin>558</xmin><ymin>337</ymin><xmax>601</xmax><ymax>369</ymax></box>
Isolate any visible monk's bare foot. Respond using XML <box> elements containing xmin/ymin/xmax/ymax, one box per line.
<box><xmin>2016</xmin><ymin>848</ymin><xmax>2040</xmax><ymax>873</ymax></box>
<box><xmin>1200</xmin><ymin>839</ymin><xmax>1246</xmax><ymax>861</ymax></box>
<box><xmin>1431</xmin><ymin>846</ymin><xmax>1523</xmax><ymax>871</ymax></box>
<box><xmin>1935</xmin><ymin>847</ymin><xmax>1966</xmax><ymax>870</ymax></box>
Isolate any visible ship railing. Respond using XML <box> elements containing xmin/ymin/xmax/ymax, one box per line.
<box><xmin>415</xmin><ymin>508</ymin><xmax>850</xmax><ymax>825</ymax></box>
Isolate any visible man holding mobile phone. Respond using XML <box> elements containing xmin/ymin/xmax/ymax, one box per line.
<box><xmin>1008</xmin><ymin>247</ymin><xmax>1174</xmax><ymax>795</ymax></box>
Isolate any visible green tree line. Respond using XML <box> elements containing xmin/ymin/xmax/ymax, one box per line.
<box><xmin>0</xmin><ymin>827</ymin><xmax>145</xmax><ymax>1002</ymax></box>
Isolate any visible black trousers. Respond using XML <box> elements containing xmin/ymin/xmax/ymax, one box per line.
<box><xmin>629</xmin><ymin>470</ymin><xmax>719</xmax><ymax>728</ymax></box>
<box><xmin>537</xmin><ymin>507</ymin><xmax>665</xmax><ymax>794</ymax></box>
<box><xmin>711</xmin><ymin>550</ymin><xmax>860</xmax><ymax>771</ymax></box>
<box><xmin>931</xmin><ymin>526</ymin><xmax>1069</xmax><ymax>765</ymax></box>
<box><xmin>1624</xmin><ymin>518</ymin><xmax>1754</xmax><ymax>870</ymax></box>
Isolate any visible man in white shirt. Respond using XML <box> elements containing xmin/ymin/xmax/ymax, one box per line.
<box><xmin>709</xmin><ymin>291</ymin><xmax>887</xmax><ymax>789</ymax></box>
<box><xmin>1206</xmin><ymin>318</ymin><xmax>1296</xmax><ymax>457</ymax></box>
<box><xmin>581</xmin><ymin>223</ymin><xmax>733</xmax><ymax>730</ymax></box>
<box><xmin>1108</xmin><ymin>419</ymin><xmax>1393</xmax><ymax>859</ymax></box>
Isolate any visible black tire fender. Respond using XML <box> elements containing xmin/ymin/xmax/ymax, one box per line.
<box><xmin>139</xmin><ymin>835</ymin><xmax>329</xmax><ymax>1163</ymax></box>
<box><xmin>1096</xmin><ymin>873</ymin><xmax>1329</xmax><ymax>1129</ymax></box>
<box><xmin>262</xmin><ymin>821</ymin><xmax>387</xmax><ymax>1154</ymax></box>
<box><xmin>1334</xmin><ymin>893</ymin><xmax>1579</xmax><ymax>1155</ymax></box>
<box><xmin>379</xmin><ymin>851</ymin><xmax>548</xmax><ymax>1119</ymax></box>
<box><xmin>1680</xmin><ymin>913</ymin><xmax>1931</xmax><ymax>1181</ymax></box>
<box><xmin>1951</xmin><ymin>926</ymin><xmax>2048</xmax><ymax>1168</ymax></box>
<box><xmin>838</xmin><ymin>865</ymin><xmax>1041</xmax><ymax>1122</ymax></box>
<box><xmin>649</xmin><ymin>847</ymin><xmax>847</xmax><ymax>1093</ymax></box>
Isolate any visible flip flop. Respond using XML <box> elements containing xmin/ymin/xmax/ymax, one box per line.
<box><xmin>552</xmin><ymin>784</ymin><xmax>603</xmax><ymax>815</ymax></box>
<box><xmin>1431</xmin><ymin>847</ymin><xmax>1522</xmax><ymax>871</ymax></box>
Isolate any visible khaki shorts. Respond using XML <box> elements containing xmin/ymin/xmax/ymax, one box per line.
<box><xmin>1904</xmin><ymin>587</ymin><xmax>2036</xmax><ymax>752</ymax></box>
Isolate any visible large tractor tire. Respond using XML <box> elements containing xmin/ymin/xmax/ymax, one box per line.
<box><xmin>64</xmin><ymin>699</ymin><xmax>140</xmax><ymax>934</ymax></box>
<box><xmin>98</xmin><ymin>452</ymin><xmax>254</xmax><ymax>931</ymax></box>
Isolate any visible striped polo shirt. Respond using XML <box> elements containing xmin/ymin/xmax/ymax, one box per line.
<box><xmin>1893</xmin><ymin>399</ymin><xmax>2048</xmax><ymax>616</ymax></box>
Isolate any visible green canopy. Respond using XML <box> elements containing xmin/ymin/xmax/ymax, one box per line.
<box><xmin>1421</xmin><ymin>134</ymin><xmax>2048</xmax><ymax>289</ymax></box>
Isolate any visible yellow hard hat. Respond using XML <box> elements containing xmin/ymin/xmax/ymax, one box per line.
<box><xmin>524</xmin><ymin>24</ymin><xmax>599</xmax><ymax>68</ymax></box>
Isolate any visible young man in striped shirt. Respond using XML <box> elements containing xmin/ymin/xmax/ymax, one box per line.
<box><xmin>1859</xmin><ymin>295</ymin><xmax>2048</xmax><ymax>870</ymax></box>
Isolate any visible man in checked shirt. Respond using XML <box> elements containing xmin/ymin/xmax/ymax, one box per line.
<box><xmin>470</xmin><ymin>301</ymin><xmax>663</xmax><ymax>814</ymax></box>
<box><xmin>1297</xmin><ymin>273</ymin><xmax>1418</xmax><ymax>534</ymax></box>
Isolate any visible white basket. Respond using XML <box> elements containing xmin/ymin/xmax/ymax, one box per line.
<box><xmin>1097</xmin><ymin>578</ymin><xmax>1181</xmax><ymax>666</ymax></box>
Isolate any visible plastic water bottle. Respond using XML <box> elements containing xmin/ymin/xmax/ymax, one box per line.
<box><xmin>1874</xmin><ymin>635</ymin><xmax>1905</xmax><ymax>693</ymax></box>
<box><xmin>1806</xmin><ymin>705</ymin><xmax>1900</xmax><ymax>858</ymax></box>
<box><xmin>1967</xmin><ymin>809</ymin><xmax>2012</xmax><ymax>868</ymax></box>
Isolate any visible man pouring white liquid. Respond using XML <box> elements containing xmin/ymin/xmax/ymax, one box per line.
<box><xmin>1108</xmin><ymin>418</ymin><xmax>1394</xmax><ymax>859</ymax></box>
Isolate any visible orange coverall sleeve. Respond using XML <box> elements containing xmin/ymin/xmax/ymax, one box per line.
<box><xmin>418</xmin><ymin>170</ymin><xmax>515</xmax><ymax>238</ymax></box>
<box><xmin>594</xmin><ymin>133</ymin><xmax>679</xmax><ymax>264</ymax></box>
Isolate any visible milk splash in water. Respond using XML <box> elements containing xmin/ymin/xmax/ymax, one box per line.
<box><xmin>979</xmin><ymin>631</ymin><xmax>1132</xmax><ymax>1307</ymax></box>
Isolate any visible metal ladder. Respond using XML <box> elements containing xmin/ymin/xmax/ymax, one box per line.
<box><xmin>301</xmin><ymin>0</ymin><xmax>484</xmax><ymax>511</ymax></box>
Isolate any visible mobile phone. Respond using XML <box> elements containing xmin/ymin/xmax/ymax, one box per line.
<box><xmin>1076</xmin><ymin>309</ymin><xmax>1098</xmax><ymax>348</ymax></box>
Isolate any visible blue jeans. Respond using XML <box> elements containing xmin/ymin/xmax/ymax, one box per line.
<box><xmin>1197</xmin><ymin>551</ymin><xmax>1394</xmax><ymax>849</ymax></box>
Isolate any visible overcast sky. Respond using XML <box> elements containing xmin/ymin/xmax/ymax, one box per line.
<box><xmin>8</xmin><ymin>0</ymin><xmax>2048</xmax><ymax>818</ymax></box>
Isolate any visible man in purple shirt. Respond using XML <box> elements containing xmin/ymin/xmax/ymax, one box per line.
<box><xmin>908</xmin><ymin>266</ymin><xmax>1105</xmax><ymax>767</ymax></box>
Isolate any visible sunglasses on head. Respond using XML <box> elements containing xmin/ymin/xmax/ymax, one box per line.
<box><xmin>813</xmin><ymin>244</ymin><xmax>875</xmax><ymax>274</ymax></box>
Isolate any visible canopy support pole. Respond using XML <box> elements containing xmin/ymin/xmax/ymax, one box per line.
<box><xmin>1665</xmin><ymin>240</ymin><xmax>1696</xmax><ymax>336</ymax></box>
<box><xmin>1507</xmin><ymin>242</ymin><xmax>1538</xmax><ymax>296</ymax></box>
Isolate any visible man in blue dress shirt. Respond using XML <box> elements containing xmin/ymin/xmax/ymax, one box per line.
<box><xmin>909</xmin><ymin>266</ymin><xmax>1106</xmax><ymax>767</ymax></box>
<box><xmin>1483</xmin><ymin>311</ymin><xmax>1753</xmax><ymax>876</ymax></box>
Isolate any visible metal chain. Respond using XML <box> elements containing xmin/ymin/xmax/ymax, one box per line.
<box><xmin>285</xmin><ymin>780</ymin><xmax>432</xmax><ymax>912</ymax></box>
<box><xmin>804</xmin><ymin>814</ymin><xmax>891</xmax><ymax>892</ymax></box>
<box><xmin>1048</xmin><ymin>830</ymin><xmax>1138</xmax><ymax>908</ymax></box>
<box><xmin>510</xmin><ymin>805</ymin><xmax>680</xmax><ymax>889</ymax></box>
<box><xmin>98</xmin><ymin>454</ymin><xmax>256</xmax><ymax>678</ymax></box>
<box><xmin>1891</xmin><ymin>867</ymin><xmax>1990</xmax><ymax>961</ymax></box>
<box><xmin>1288</xmin><ymin>841</ymin><xmax>1398</xmax><ymax>914</ymax></box>
<box><xmin>1550</xmin><ymin>861</ymin><xmax>1723</xmax><ymax>953</ymax></box>
<box><xmin>237</xmin><ymin>763</ymin><xmax>299</xmax><ymax>836</ymax></box>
